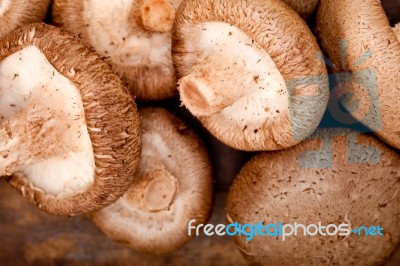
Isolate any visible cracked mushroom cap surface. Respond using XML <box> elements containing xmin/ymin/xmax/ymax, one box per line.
<box><xmin>0</xmin><ymin>23</ymin><xmax>141</xmax><ymax>216</ymax></box>
<box><xmin>0</xmin><ymin>0</ymin><xmax>50</xmax><ymax>38</ymax></box>
<box><xmin>227</xmin><ymin>128</ymin><xmax>400</xmax><ymax>266</ymax></box>
<box><xmin>172</xmin><ymin>0</ymin><xmax>329</xmax><ymax>151</ymax></box>
<box><xmin>92</xmin><ymin>107</ymin><xmax>213</xmax><ymax>255</ymax></box>
<box><xmin>52</xmin><ymin>0</ymin><xmax>183</xmax><ymax>101</ymax></box>
<box><xmin>282</xmin><ymin>0</ymin><xmax>319</xmax><ymax>19</ymax></box>
<box><xmin>316</xmin><ymin>0</ymin><xmax>400</xmax><ymax>149</ymax></box>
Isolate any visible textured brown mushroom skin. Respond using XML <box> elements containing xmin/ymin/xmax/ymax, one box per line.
<box><xmin>52</xmin><ymin>0</ymin><xmax>178</xmax><ymax>101</ymax></box>
<box><xmin>227</xmin><ymin>128</ymin><xmax>400</xmax><ymax>265</ymax></box>
<box><xmin>0</xmin><ymin>0</ymin><xmax>50</xmax><ymax>38</ymax></box>
<box><xmin>172</xmin><ymin>0</ymin><xmax>329</xmax><ymax>151</ymax></box>
<box><xmin>0</xmin><ymin>23</ymin><xmax>141</xmax><ymax>216</ymax></box>
<box><xmin>282</xmin><ymin>0</ymin><xmax>319</xmax><ymax>18</ymax></box>
<box><xmin>316</xmin><ymin>0</ymin><xmax>400</xmax><ymax>149</ymax></box>
<box><xmin>92</xmin><ymin>107</ymin><xmax>213</xmax><ymax>255</ymax></box>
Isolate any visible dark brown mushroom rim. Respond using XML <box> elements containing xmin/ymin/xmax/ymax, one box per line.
<box><xmin>92</xmin><ymin>107</ymin><xmax>213</xmax><ymax>255</ymax></box>
<box><xmin>0</xmin><ymin>23</ymin><xmax>141</xmax><ymax>216</ymax></box>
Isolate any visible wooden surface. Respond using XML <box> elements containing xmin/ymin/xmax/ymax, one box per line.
<box><xmin>0</xmin><ymin>180</ymin><xmax>246</xmax><ymax>266</ymax></box>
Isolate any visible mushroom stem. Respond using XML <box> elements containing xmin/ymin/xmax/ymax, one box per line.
<box><xmin>393</xmin><ymin>23</ymin><xmax>400</xmax><ymax>41</ymax></box>
<box><xmin>178</xmin><ymin>22</ymin><xmax>287</xmax><ymax>118</ymax></box>
<box><xmin>125</xmin><ymin>155</ymin><xmax>178</xmax><ymax>212</ymax></box>
<box><xmin>131</xmin><ymin>0</ymin><xmax>175</xmax><ymax>33</ymax></box>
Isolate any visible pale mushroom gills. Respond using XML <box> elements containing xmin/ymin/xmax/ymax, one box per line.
<box><xmin>52</xmin><ymin>0</ymin><xmax>183</xmax><ymax>101</ymax></box>
<box><xmin>92</xmin><ymin>107</ymin><xmax>213</xmax><ymax>255</ymax></box>
<box><xmin>0</xmin><ymin>23</ymin><xmax>141</xmax><ymax>216</ymax></box>
<box><xmin>173</xmin><ymin>0</ymin><xmax>329</xmax><ymax>151</ymax></box>
<box><xmin>0</xmin><ymin>46</ymin><xmax>95</xmax><ymax>198</ymax></box>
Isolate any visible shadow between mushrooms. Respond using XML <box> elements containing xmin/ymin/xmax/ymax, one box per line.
<box><xmin>52</xmin><ymin>0</ymin><xmax>183</xmax><ymax>101</ymax></box>
<box><xmin>0</xmin><ymin>0</ymin><xmax>50</xmax><ymax>38</ymax></box>
<box><xmin>0</xmin><ymin>24</ymin><xmax>141</xmax><ymax>216</ymax></box>
<box><xmin>316</xmin><ymin>0</ymin><xmax>400</xmax><ymax>149</ymax></box>
<box><xmin>172</xmin><ymin>0</ymin><xmax>329</xmax><ymax>151</ymax></box>
<box><xmin>92</xmin><ymin>107</ymin><xmax>213</xmax><ymax>255</ymax></box>
<box><xmin>227</xmin><ymin>128</ymin><xmax>400</xmax><ymax>265</ymax></box>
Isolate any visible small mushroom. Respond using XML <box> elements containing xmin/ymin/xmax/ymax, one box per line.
<box><xmin>0</xmin><ymin>0</ymin><xmax>50</xmax><ymax>38</ymax></box>
<box><xmin>172</xmin><ymin>0</ymin><xmax>329</xmax><ymax>151</ymax></box>
<box><xmin>316</xmin><ymin>0</ymin><xmax>400</xmax><ymax>149</ymax></box>
<box><xmin>0</xmin><ymin>24</ymin><xmax>141</xmax><ymax>216</ymax></box>
<box><xmin>52</xmin><ymin>0</ymin><xmax>183</xmax><ymax>101</ymax></box>
<box><xmin>282</xmin><ymin>0</ymin><xmax>319</xmax><ymax>19</ymax></box>
<box><xmin>227</xmin><ymin>128</ymin><xmax>400</xmax><ymax>265</ymax></box>
<box><xmin>92</xmin><ymin>107</ymin><xmax>213</xmax><ymax>255</ymax></box>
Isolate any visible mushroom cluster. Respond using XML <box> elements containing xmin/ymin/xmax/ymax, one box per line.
<box><xmin>227</xmin><ymin>129</ymin><xmax>400</xmax><ymax>265</ymax></box>
<box><xmin>172</xmin><ymin>0</ymin><xmax>329</xmax><ymax>151</ymax></box>
<box><xmin>52</xmin><ymin>0</ymin><xmax>182</xmax><ymax>101</ymax></box>
<box><xmin>0</xmin><ymin>23</ymin><xmax>141</xmax><ymax>216</ymax></box>
<box><xmin>0</xmin><ymin>0</ymin><xmax>399</xmax><ymax>263</ymax></box>
<box><xmin>0</xmin><ymin>0</ymin><xmax>50</xmax><ymax>38</ymax></box>
<box><xmin>92</xmin><ymin>107</ymin><xmax>213</xmax><ymax>254</ymax></box>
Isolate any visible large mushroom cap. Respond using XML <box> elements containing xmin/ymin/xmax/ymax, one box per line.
<box><xmin>282</xmin><ymin>0</ymin><xmax>319</xmax><ymax>19</ymax></box>
<box><xmin>172</xmin><ymin>0</ymin><xmax>329</xmax><ymax>151</ymax></box>
<box><xmin>52</xmin><ymin>0</ymin><xmax>183</xmax><ymax>101</ymax></box>
<box><xmin>0</xmin><ymin>0</ymin><xmax>50</xmax><ymax>38</ymax></box>
<box><xmin>227</xmin><ymin>128</ymin><xmax>400</xmax><ymax>265</ymax></box>
<box><xmin>0</xmin><ymin>23</ymin><xmax>141</xmax><ymax>216</ymax></box>
<box><xmin>316</xmin><ymin>0</ymin><xmax>400</xmax><ymax>149</ymax></box>
<box><xmin>92</xmin><ymin>107</ymin><xmax>213</xmax><ymax>255</ymax></box>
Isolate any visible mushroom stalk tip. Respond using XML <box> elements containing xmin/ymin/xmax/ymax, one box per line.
<box><xmin>125</xmin><ymin>163</ymin><xmax>178</xmax><ymax>213</ymax></box>
<box><xmin>393</xmin><ymin>23</ymin><xmax>400</xmax><ymax>41</ymax></box>
<box><xmin>134</xmin><ymin>0</ymin><xmax>175</xmax><ymax>33</ymax></box>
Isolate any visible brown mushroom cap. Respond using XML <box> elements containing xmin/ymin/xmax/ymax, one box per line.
<box><xmin>316</xmin><ymin>0</ymin><xmax>400</xmax><ymax>149</ymax></box>
<box><xmin>172</xmin><ymin>0</ymin><xmax>329</xmax><ymax>151</ymax></box>
<box><xmin>282</xmin><ymin>0</ymin><xmax>319</xmax><ymax>19</ymax></box>
<box><xmin>92</xmin><ymin>107</ymin><xmax>213</xmax><ymax>255</ymax></box>
<box><xmin>227</xmin><ymin>128</ymin><xmax>400</xmax><ymax>265</ymax></box>
<box><xmin>52</xmin><ymin>0</ymin><xmax>183</xmax><ymax>101</ymax></box>
<box><xmin>0</xmin><ymin>0</ymin><xmax>50</xmax><ymax>38</ymax></box>
<box><xmin>0</xmin><ymin>23</ymin><xmax>141</xmax><ymax>216</ymax></box>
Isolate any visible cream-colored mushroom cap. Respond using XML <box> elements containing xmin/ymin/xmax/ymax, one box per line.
<box><xmin>0</xmin><ymin>0</ymin><xmax>50</xmax><ymax>38</ymax></box>
<box><xmin>282</xmin><ymin>0</ymin><xmax>319</xmax><ymax>19</ymax></box>
<box><xmin>316</xmin><ymin>0</ymin><xmax>400</xmax><ymax>149</ymax></box>
<box><xmin>52</xmin><ymin>0</ymin><xmax>183</xmax><ymax>101</ymax></box>
<box><xmin>0</xmin><ymin>24</ymin><xmax>141</xmax><ymax>216</ymax></box>
<box><xmin>92</xmin><ymin>107</ymin><xmax>213</xmax><ymax>255</ymax></box>
<box><xmin>227</xmin><ymin>128</ymin><xmax>400</xmax><ymax>265</ymax></box>
<box><xmin>172</xmin><ymin>0</ymin><xmax>329</xmax><ymax>151</ymax></box>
